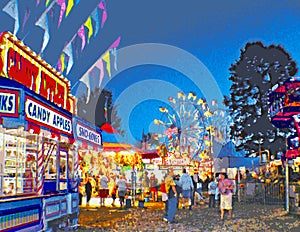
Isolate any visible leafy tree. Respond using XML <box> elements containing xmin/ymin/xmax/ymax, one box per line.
<box><xmin>225</xmin><ymin>42</ymin><xmax>297</xmax><ymax>155</ymax></box>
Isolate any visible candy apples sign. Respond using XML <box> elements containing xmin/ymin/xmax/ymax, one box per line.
<box><xmin>25</xmin><ymin>96</ymin><xmax>72</xmax><ymax>135</ymax></box>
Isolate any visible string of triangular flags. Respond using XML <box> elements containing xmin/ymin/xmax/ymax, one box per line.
<box><xmin>79</xmin><ymin>36</ymin><xmax>121</xmax><ymax>103</ymax></box>
<box><xmin>56</xmin><ymin>0</ymin><xmax>108</xmax><ymax>75</ymax></box>
<box><xmin>2</xmin><ymin>0</ymin><xmax>84</xmax><ymax>53</ymax></box>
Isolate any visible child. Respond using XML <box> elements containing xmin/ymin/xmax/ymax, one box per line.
<box><xmin>111</xmin><ymin>184</ymin><xmax>117</xmax><ymax>206</ymax></box>
<box><xmin>208</xmin><ymin>177</ymin><xmax>217</xmax><ymax>208</ymax></box>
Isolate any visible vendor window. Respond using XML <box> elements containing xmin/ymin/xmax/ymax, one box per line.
<box><xmin>0</xmin><ymin>129</ymin><xmax>38</xmax><ymax>196</ymax></box>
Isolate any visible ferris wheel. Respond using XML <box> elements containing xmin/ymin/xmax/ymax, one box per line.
<box><xmin>154</xmin><ymin>91</ymin><xmax>212</xmax><ymax>161</ymax></box>
<box><xmin>209</xmin><ymin>104</ymin><xmax>232</xmax><ymax>145</ymax></box>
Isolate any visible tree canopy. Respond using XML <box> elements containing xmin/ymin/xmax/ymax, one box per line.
<box><xmin>225</xmin><ymin>42</ymin><xmax>298</xmax><ymax>155</ymax></box>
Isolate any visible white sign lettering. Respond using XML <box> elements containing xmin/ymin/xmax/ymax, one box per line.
<box><xmin>76</xmin><ymin>124</ymin><xmax>102</xmax><ymax>146</ymax></box>
<box><xmin>0</xmin><ymin>92</ymin><xmax>16</xmax><ymax>114</ymax></box>
<box><xmin>25</xmin><ymin>97</ymin><xmax>72</xmax><ymax>134</ymax></box>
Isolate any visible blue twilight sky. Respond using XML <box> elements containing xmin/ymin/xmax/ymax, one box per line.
<box><xmin>1</xmin><ymin>0</ymin><xmax>300</xmax><ymax>145</ymax></box>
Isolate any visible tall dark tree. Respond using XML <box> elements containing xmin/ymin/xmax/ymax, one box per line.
<box><xmin>225</xmin><ymin>42</ymin><xmax>298</xmax><ymax>155</ymax></box>
<box><xmin>77</xmin><ymin>88</ymin><xmax>124</xmax><ymax>134</ymax></box>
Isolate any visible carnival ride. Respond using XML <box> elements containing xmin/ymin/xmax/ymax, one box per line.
<box><xmin>154</xmin><ymin>91</ymin><xmax>213</xmax><ymax>162</ymax></box>
<box><xmin>269</xmin><ymin>76</ymin><xmax>300</xmax><ymax>159</ymax></box>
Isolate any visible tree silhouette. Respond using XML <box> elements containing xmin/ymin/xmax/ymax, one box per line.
<box><xmin>77</xmin><ymin>88</ymin><xmax>124</xmax><ymax>134</ymax></box>
<box><xmin>225</xmin><ymin>42</ymin><xmax>298</xmax><ymax>155</ymax></box>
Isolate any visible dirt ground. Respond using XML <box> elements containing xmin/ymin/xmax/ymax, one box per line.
<box><xmin>77</xmin><ymin>200</ymin><xmax>300</xmax><ymax>231</ymax></box>
<box><xmin>78</xmin><ymin>206</ymin><xmax>130</xmax><ymax>229</ymax></box>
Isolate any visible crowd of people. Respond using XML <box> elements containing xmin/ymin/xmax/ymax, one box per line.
<box><xmin>79</xmin><ymin>172</ymin><xmax>130</xmax><ymax>208</ymax></box>
<box><xmin>161</xmin><ymin>167</ymin><xmax>234</xmax><ymax>223</ymax></box>
<box><xmin>78</xmin><ymin>167</ymin><xmax>237</xmax><ymax>224</ymax></box>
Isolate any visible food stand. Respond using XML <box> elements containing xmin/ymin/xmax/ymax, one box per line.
<box><xmin>0</xmin><ymin>31</ymin><xmax>79</xmax><ymax>231</ymax></box>
<box><xmin>73</xmin><ymin>116</ymin><xmax>102</xmax><ymax>179</ymax></box>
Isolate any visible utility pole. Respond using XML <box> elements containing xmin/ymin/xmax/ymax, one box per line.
<box><xmin>285</xmin><ymin>137</ymin><xmax>290</xmax><ymax>212</ymax></box>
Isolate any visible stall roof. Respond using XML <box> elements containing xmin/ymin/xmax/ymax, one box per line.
<box><xmin>102</xmin><ymin>142</ymin><xmax>134</xmax><ymax>152</ymax></box>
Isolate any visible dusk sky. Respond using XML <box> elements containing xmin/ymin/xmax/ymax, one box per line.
<box><xmin>1</xmin><ymin>0</ymin><xmax>300</xmax><ymax>145</ymax></box>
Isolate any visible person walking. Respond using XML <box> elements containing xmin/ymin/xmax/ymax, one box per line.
<box><xmin>85</xmin><ymin>176</ymin><xmax>92</xmax><ymax>206</ymax></box>
<box><xmin>149</xmin><ymin>173</ymin><xmax>158</xmax><ymax>201</ymax></box>
<box><xmin>111</xmin><ymin>183</ymin><xmax>117</xmax><ymax>207</ymax></box>
<box><xmin>160</xmin><ymin>179</ymin><xmax>168</xmax><ymax>217</ymax></box>
<box><xmin>173</xmin><ymin>174</ymin><xmax>182</xmax><ymax>209</ymax></box>
<box><xmin>218</xmin><ymin>173</ymin><xmax>234</xmax><ymax>220</ymax></box>
<box><xmin>208</xmin><ymin>177</ymin><xmax>218</xmax><ymax>208</ymax></box>
<box><xmin>117</xmin><ymin>175</ymin><xmax>127</xmax><ymax>208</ymax></box>
<box><xmin>179</xmin><ymin>168</ymin><xmax>194</xmax><ymax>210</ymax></box>
<box><xmin>79</xmin><ymin>181</ymin><xmax>85</xmax><ymax>206</ymax></box>
<box><xmin>163</xmin><ymin>168</ymin><xmax>178</xmax><ymax>224</ymax></box>
<box><xmin>99</xmin><ymin>172</ymin><xmax>109</xmax><ymax>207</ymax></box>
<box><xmin>191</xmin><ymin>171</ymin><xmax>205</xmax><ymax>206</ymax></box>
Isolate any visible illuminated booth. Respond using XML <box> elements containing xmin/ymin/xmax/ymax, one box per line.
<box><xmin>72</xmin><ymin>117</ymin><xmax>102</xmax><ymax>179</ymax></box>
<box><xmin>0</xmin><ymin>32</ymin><xmax>78</xmax><ymax>231</ymax></box>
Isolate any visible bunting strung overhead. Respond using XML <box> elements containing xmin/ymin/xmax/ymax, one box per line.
<box><xmin>35</xmin><ymin>0</ymin><xmax>56</xmax><ymax>54</ymax></box>
<box><xmin>77</xmin><ymin>36</ymin><xmax>121</xmax><ymax>101</ymax></box>
<box><xmin>56</xmin><ymin>0</ymin><xmax>110</xmax><ymax>74</ymax></box>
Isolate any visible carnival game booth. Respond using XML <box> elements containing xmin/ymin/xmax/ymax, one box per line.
<box><xmin>0</xmin><ymin>31</ymin><xmax>79</xmax><ymax>231</ymax></box>
<box><xmin>100</xmin><ymin>141</ymin><xmax>143</xmax><ymax>202</ymax></box>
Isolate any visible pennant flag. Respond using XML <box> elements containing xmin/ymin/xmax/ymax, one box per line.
<box><xmin>77</xmin><ymin>25</ymin><xmax>86</xmax><ymax>50</ymax></box>
<box><xmin>3</xmin><ymin>0</ymin><xmax>19</xmax><ymax>35</ymax></box>
<box><xmin>35</xmin><ymin>13</ymin><xmax>49</xmax><ymax>53</ymax></box>
<box><xmin>64</xmin><ymin>43</ymin><xmax>73</xmax><ymax>74</ymax></box>
<box><xmin>98</xmin><ymin>0</ymin><xmax>107</xmax><ymax>28</ymax></box>
<box><xmin>95</xmin><ymin>58</ymin><xmax>104</xmax><ymax>87</ymax></box>
<box><xmin>102</xmin><ymin>50</ymin><xmax>111</xmax><ymax>77</ymax></box>
<box><xmin>109</xmin><ymin>36</ymin><xmax>121</xmax><ymax>50</ymax></box>
<box><xmin>57</xmin><ymin>0</ymin><xmax>66</xmax><ymax>27</ymax></box>
<box><xmin>65</xmin><ymin>0</ymin><xmax>74</xmax><ymax>17</ymax></box>
<box><xmin>91</xmin><ymin>7</ymin><xmax>100</xmax><ymax>37</ymax></box>
<box><xmin>60</xmin><ymin>53</ymin><xmax>65</xmax><ymax>72</ymax></box>
<box><xmin>84</xmin><ymin>16</ymin><xmax>93</xmax><ymax>41</ymax></box>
